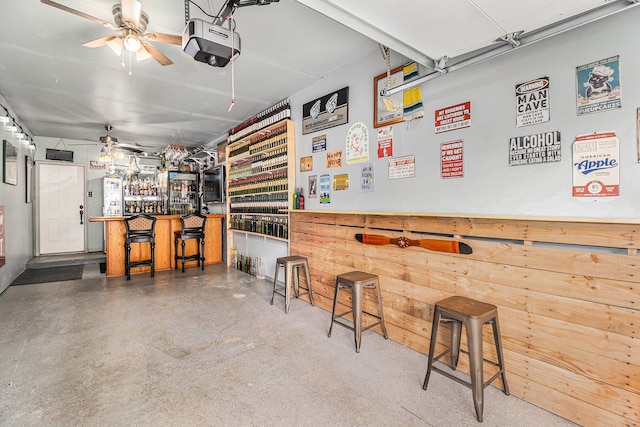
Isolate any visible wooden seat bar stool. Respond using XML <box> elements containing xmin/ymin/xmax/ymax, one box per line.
<box><xmin>174</xmin><ymin>213</ymin><xmax>207</xmax><ymax>273</ymax></box>
<box><xmin>124</xmin><ymin>214</ymin><xmax>156</xmax><ymax>280</ymax></box>
<box><xmin>271</xmin><ymin>256</ymin><xmax>315</xmax><ymax>313</ymax></box>
<box><xmin>422</xmin><ymin>295</ymin><xmax>510</xmax><ymax>422</ymax></box>
<box><xmin>328</xmin><ymin>271</ymin><xmax>388</xmax><ymax>353</ymax></box>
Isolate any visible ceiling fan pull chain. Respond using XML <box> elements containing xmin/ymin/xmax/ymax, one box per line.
<box><xmin>228</xmin><ymin>15</ymin><xmax>236</xmax><ymax>112</ymax></box>
<box><xmin>128</xmin><ymin>50</ymin><xmax>133</xmax><ymax>76</ymax></box>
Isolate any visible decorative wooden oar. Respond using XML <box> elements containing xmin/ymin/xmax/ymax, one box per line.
<box><xmin>355</xmin><ymin>233</ymin><xmax>472</xmax><ymax>255</ymax></box>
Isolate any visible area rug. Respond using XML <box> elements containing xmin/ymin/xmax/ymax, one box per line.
<box><xmin>11</xmin><ymin>265</ymin><xmax>84</xmax><ymax>286</ymax></box>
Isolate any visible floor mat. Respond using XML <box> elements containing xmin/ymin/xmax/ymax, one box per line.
<box><xmin>11</xmin><ymin>265</ymin><xmax>84</xmax><ymax>286</ymax></box>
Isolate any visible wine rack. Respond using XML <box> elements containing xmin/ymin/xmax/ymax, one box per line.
<box><xmin>226</xmin><ymin>119</ymin><xmax>295</xmax><ymax>249</ymax></box>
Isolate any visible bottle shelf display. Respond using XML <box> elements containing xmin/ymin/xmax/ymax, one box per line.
<box><xmin>123</xmin><ymin>171</ymin><xmax>166</xmax><ymax>215</ymax></box>
<box><xmin>166</xmin><ymin>171</ymin><xmax>199</xmax><ymax>215</ymax></box>
<box><xmin>226</xmin><ymin>119</ymin><xmax>295</xmax><ymax>246</ymax></box>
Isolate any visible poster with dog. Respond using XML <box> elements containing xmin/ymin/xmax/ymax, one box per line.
<box><xmin>576</xmin><ymin>56</ymin><xmax>621</xmax><ymax>115</ymax></box>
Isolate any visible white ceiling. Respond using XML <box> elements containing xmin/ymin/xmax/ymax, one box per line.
<box><xmin>0</xmin><ymin>0</ymin><xmax>630</xmax><ymax>153</ymax></box>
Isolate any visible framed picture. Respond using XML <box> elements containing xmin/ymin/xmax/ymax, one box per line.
<box><xmin>374</xmin><ymin>65</ymin><xmax>405</xmax><ymax>128</ymax></box>
<box><xmin>25</xmin><ymin>155</ymin><xmax>34</xmax><ymax>203</ymax></box>
<box><xmin>3</xmin><ymin>140</ymin><xmax>18</xmax><ymax>186</ymax></box>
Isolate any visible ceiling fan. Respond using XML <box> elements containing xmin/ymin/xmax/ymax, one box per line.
<box><xmin>40</xmin><ymin>0</ymin><xmax>181</xmax><ymax>66</ymax></box>
<box><xmin>70</xmin><ymin>124</ymin><xmax>157</xmax><ymax>157</ymax></box>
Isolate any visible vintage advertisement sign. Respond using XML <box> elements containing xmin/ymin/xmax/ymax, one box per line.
<box><xmin>516</xmin><ymin>77</ymin><xmax>550</xmax><ymax>127</ymax></box>
<box><xmin>300</xmin><ymin>156</ymin><xmax>312</xmax><ymax>172</ymax></box>
<box><xmin>308</xmin><ymin>175</ymin><xmax>318</xmax><ymax>198</ymax></box>
<box><xmin>345</xmin><ymin>122</ymin><xmax>369</xmax><ymax>164</ymax></box>
<box><xmin>302</xmin><ymin>87</ymin><xmax>349</xmax><ymax>134</ymax></box>
<box><xmin>389</xmin><ymin>155</ymin><xmax>415</xmax><ymax>180</ymax></box>
<box><xmin>377</xmin><ymin>126</ymin><xmax>393</xmax><ymax>158</ymax></box>
<box><xmin>361</xmin><ymin>162</ymin><xmax>374</xmax><ymax>192</ymax></box>
<box><xmin>326</xmin><ymin>150</ymin><xmax>342</xmax><ymax>168</ymax></box>
<box><xmin>572</xmin><ymin>132</ymin><xmax>619</xmax><ymax>198</ymax></box>
<box><xmin>333</xmin><ymin>173</ymin><xmax>349</xmax><ymax>191</ymax></box>
<box><xmin>441</xmin><ymin>140</ymin><xmax>463</xmax><ymax>178</ymax></box>
<box><xmin>90</xmin><ymin>160</ymin><xmax>107</xmax><ymax>170</ymax></box>
<box><xmin>319</xmin><ymin>174</ymin><xmax>331</xmax><ymax>203</ymax></box>
<box><xmin>435</xmin><ymin>101</ymin><xmax>471</xmax><ymax>134</ymax></box>
<box><xmin>312</xmin><ymin>135</ymin><xmax>326</xmax><ymax>153</ymax></box>
<box><xmin>509</xmin><ymin>131</ymin><xmax>561</xmax><ymax>166</ymax></box>
<box><xmin>576</xmin><ymin>56</ymin><xmax>621</xmax><ymax>116</ymax></box>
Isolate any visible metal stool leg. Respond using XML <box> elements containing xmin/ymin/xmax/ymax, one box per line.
<box><xmin>492</xmin><ymin>317</ymin><xmax>510</xmax><ymax>396</ymax></box>
<box><xmin>373</xmin><ymin>278</ymin><xmax>388</xmax><ymax>339</ymax></box>
<box><xmin>327</xmin><ymin>279</ymin><xmax>341</xmax><ymax>338</ymax></box>
<box><xmin>423</xmin><ymin>307</ymin><xmax>442</xmax><ymax>390</ymax></box>
<box><xmin>449</xmin><ymin>319</ymin><xmax>463</xmax><ymax>369</ymax></box>
<box><xmin>303</xmin><ymin>260</ymin><xmax>315</xmax><ymax>306</ymax></box>
<box><xmin>467</xmin><ymin>318</ymin><xmax>485</xmax><ymax>423</ymax></box>
<box><xmin>352</xmin><ymin>282</ymin><xmax>363</xmax><ymax>353</ymax></box>
<box><xmin>284</xmin><ymin>263</ymin><xmax>293</xmax><ymax>314</ymax></box>
<box><xmin>271</xmin><ymin>261</ymin><xmax>281</xmax><ymax>306</ymax></box>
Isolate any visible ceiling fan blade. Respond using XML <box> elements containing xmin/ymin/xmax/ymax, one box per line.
<box><xmin>121</xmin><ymin>0</ymin><xmax>142</xmax><ymax>27</ymax></box>
<box><xmin>40</xmin><ymin>0</ymin><xmax>115</xmax><ymax>29</ymax></box>
<box><xmin>140</xmin><ymin>40</ymin><xmax>173</xmax><ymax>66</ymax></box>
<box><xmin>82</xmin><ymin>35</ymin><xmax>118</xmax><ymax>49</ymax></box>
<box><xmin>144</xmin><ymin>32</ymin><xmax>182</xmax><ymax>46</ymax></box>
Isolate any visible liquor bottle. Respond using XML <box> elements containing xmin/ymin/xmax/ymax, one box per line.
<box><xmin>298</xmin><ymin>187</ymin><xmax>305</xmax><ymax>210</ymax></box>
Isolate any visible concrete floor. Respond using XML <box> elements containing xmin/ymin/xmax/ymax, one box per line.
<box><xmin>0</xmin><ymin>263</ymin><xmax>579</xmax><ymax>427</ymax></box>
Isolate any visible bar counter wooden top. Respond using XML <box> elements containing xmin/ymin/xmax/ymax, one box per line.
<box><xmin>90</xmin><ymin>214</ymin><xmax>224</xmax><ymax>277</ymax></box>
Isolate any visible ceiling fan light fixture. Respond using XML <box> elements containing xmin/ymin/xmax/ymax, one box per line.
<box><xmin>124</xmin><ymin>33</ymin><xmax>141</xmax><ymax>52</ymax></box>
<box><xmin>106</xmin><ymin>37</ymin><xmax>124</xmax><ymax>55</ymax></box>
<box><xmin>136</xmin><ymin>46</ymin><xmax>152</xmax><ymax>61</ymax></box>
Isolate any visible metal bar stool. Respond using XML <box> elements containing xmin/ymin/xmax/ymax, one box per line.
<box><xmin>124</xmin><ymin>214</ymin><xmax>156</xmax><ymax>280</ymax></box>
<box><xmin>271</xmin><ymin>256</ymin><xmax>315</xmax><ymax>313</ymax></box>
<box><xmin>422</xmin><ymin>295</ymin><xmax>510</xmax><ymax>422</ymax></box>
<box><xmin>328</xmin><ymin>271</ymin><xmax>388</xmax><ymax>353</ymax></box>
<box><xmin>174</xmin><ymin>213</ymin><xmax>206</xmax><ymax>273</ymax></box>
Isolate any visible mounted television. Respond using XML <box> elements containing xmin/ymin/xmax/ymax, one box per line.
<box><xmin>203</xmin><ymin>165</ymin><xmax>225</xmax><ymax>203</ymax></box>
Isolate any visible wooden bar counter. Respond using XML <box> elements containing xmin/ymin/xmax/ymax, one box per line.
<box><xmin>289</xmin><ymin>210</ymin><xmax>640</xmax><ymax>427</ymax></box>
<box><xmin>90</xmin><ymin>214</ymin><xmax>224</xmax><ymax>277</ymax></box>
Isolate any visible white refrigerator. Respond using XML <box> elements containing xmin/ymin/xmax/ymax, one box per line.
<box><xmin>103</xmin><ymin>176</ymin><xmax>123</xmax><ymax>217</ymax></box>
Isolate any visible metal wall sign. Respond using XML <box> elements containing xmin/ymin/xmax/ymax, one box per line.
<box><xmin>576</xmin><ymin>56</ymin><xmax>621</xmax><ymax>116</ymax></box>
<box><xmin>509</xmin><ymin>131</ymin><xmax>561</xmax><ymax>166</ymax></box>
<box><xmin>516</xmin><ymin>77</ymin><xmax>550</xmax><ymax>127</ymax></box>
<box><xmin>45</xmin><ymin>148</ymin><xmax>74</xmax><ymax>162</ymax></box>
<box><xmin>572</xmin><ymin>132</ymin><xmax>619</xmax><ymax>198</ymax></box>
<box><xmin>302</xmin><ymin>87</ymin><xmax>349</xmax><ymax>135</ymax></box>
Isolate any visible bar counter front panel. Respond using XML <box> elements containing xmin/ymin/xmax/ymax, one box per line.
<box><xmin>90</xmin><ymin>214</ymin><xmax>224</xmax><ymax>277</ymax></box>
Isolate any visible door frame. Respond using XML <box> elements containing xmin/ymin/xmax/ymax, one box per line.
<box><xmin>35</xmin><ymin>160</ymin><xmax>88</xmax><ymax>256</ymax></box>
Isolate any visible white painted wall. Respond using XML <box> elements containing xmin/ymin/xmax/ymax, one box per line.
<box><xmin>290</xmin><ymin>7</ymin><xmax>640</xmax><ymax>219</ymax></box>
<box><xmin>0</xmin><ymin>96</ymin><xmax>35</xmax><ymax>294</ymax></box>
<box><xmin>4</xmin><ymin>7</ymin><xmax>640</xmax><ymax>294</ymax></box>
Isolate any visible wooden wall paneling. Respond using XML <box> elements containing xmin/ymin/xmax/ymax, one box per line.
<box><xmin>288</xmin><ymin>212</ymin><xmax>640</xmax><ymax>426</ymax></box>
<box><xmin>506</xmin><ymin>349</ymin><xmax>640</xmax><ymax>421</ymax></box>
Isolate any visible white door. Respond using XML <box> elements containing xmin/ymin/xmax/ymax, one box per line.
<box><xmin>37</xmin><ymin>162</ymin><xmax>86</xmax><ymax>254</ymax></box>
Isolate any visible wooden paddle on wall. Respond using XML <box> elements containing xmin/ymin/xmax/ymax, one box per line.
<box><xmin>355</xmin><ymin>233</ymin><xmax>473</xmax><ymax>255</ymax></box>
